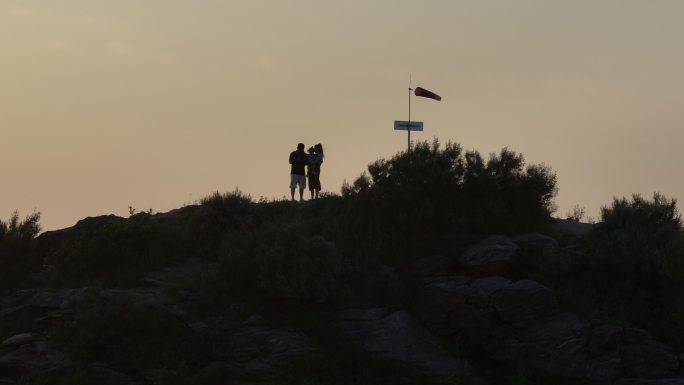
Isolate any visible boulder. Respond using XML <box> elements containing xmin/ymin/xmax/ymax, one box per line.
<box><xmin>516</xmin><ymin>313</ymin><xmax>590</xmax><ymax>378</ymax></box>
<box><xmin>141</xmin><ymin>368</ymin><xmax>168</xmax><ymax>384</ymax></box>
<box><xmin>423</xmin><ymin>277</ymin><xmax>558</xmax><ymax>325</ymax></box>
<box><xmin>2</xmin><ymin>334</ymin><xmax>34</xmax><ymax>347</ymax></box>
<box><xmin>512</xmin><ymin>232</ymin><xmax>559</xmax><ymax>252</ymax></box>
<box><xmin>88</xmin><ymin>363</ymin><xmax>139</xmax><ymax>385</ymax></box>
<box><xmin>573</xmin><ymin>351</ymin><xmax>622</xmax><ymax>383</ymax></box>
<box><xmin>491</xmin><ymin>280</ymin><xmax>559</xmax><ymax>325</ymax></box>
<box><xmin>614</xmin><ymin>381</ymin><xmax>684</xmax><ymax>385</ymax></box>
<box><xmin>470</xmin><ymin>276</ymin><xmax>513</xmax><ymax>298</ymax></box>
<box><xmin>404</xmin><ymin>255</ymin><xmax>460</xmax><ymax>278</ymax></box>
<box><xmin>481</xmin><ymin>312</ymin><xmax>600</xmax><ymax>382</ymax></box>
<box><xmin>0</xmin><ymin>304</ymin><xmax>29</xmax><ymax>319</ymax></box>
<box><xmin>620</xmin><ymin>328</ymin><xmax>679</xmax><ymax>379</ymax></box>
<box><xmin>416</xmin><ymin>281</ymin><xmax>501</xmax><ymax>347</ymax></box>
<box><xmin>416</xmin><ymin>275</ymin><xmax>644</xmax><ymax>383</ymax></box>
<box><xmin>551</xmin><ymin>218</ymin><xmax>593</xmax><ymax>244</ymax></box>
<box><xmin>588</xmin><ymin>324</ymin><xmax>622</xmax><ymax>356</ymax></box>
<box><xmin>335</xmin><ymin>308</ymin><xmax>473</xmax><ymax>382</ymax></box>
<box><xmin>207</xmin><ymin>324</ymin><xmax>323</xmax><ymax>381</ymax></box>
<box><xmin>98</xmin><ymin>288</ymin><xmax>174</xmax><ymax>307</ymax></box>
<box><xmin>30</xmin><ymin>288</ymin><xmax>90</xmax><ymax>310</ymax></box>
<box><xmin>0</xmin><ymin>344</ymin><xmax>72</xmax><ymax>376</ymax></box>
<box><xmin>140</xmin><ymin>260</ymin><xmax>211</xmax><ymax>288</ymax></box>
<box><xmin>461</xmin><ymin>236</ymin><xmax>519</xmax><ymax>275</ymax></box>
<box><xmin>417</xmin><ymin>277</ymin><xmax>558</xmax><ymax>346</ymax></box>
<box><xmin>426</xmin><ymin>276</ymin><xmax>476</xmax><ymax>297</ymax></box>
<box><xmin>338</xmin><ymin>308</ymin><xmax>390</xmax><ymax>321</ymax></box>
<box><xmin>97</xmin><ymin>288</ymin><xmax>193</xmax><ymax>324</ymax></box>
<box><xmin>414</xmin><ymin>268</ymin><xmax>683</xmax><ymax>384</ymax></box>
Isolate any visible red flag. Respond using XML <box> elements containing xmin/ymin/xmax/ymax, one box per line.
<box><xmin>414</xmin><ymin>87</ymin><xmax>442</xmax><ymax>101</ymax></box>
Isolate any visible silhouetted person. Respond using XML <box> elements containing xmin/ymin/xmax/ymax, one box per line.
<box><xmin>308</xmin><ymin>143</ymin><xmax>324</xmax><ymax>199</ymax></box>
<box><xmin>306</xmin><ymin>146</ymin><xmax>317</xmax><ymax>199</ymax></box>
<box><xmin>289</xmin><ymin>143</ymin><xmax>307</xmax><ymax>202</ymax></box>
<box><xmin>306</xmin><ymin>146</ymin><xmax>316</xmax><ymax>165</ymax></box>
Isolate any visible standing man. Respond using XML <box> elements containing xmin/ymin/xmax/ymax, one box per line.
<box><xmin>289</xmin><ymin>143</ymin><xmax>307</xmax><ymax>202</ymax></box>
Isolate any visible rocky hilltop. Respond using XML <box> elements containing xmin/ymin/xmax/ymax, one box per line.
<box><xmin>2</xmin><ymin>142</ymin><xmax>684</xmax><ymax>384</ymax></box>
<box><xmin>0</xmin><ymin>209</ymin><xmax>682</xmax><ymax>385</ymax></box>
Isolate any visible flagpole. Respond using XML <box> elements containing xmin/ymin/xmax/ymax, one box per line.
<box><xmin>408</xmin><ymin>74</ymin><xmax>413</xmax><ymax>154</ymax></box>
<box><xmin>408</xmin><ymin>86</ymin><xmax>412</xmax><ymax>153</ymax></box>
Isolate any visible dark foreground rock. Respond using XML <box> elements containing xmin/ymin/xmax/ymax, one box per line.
<box><xmin>615</xmin><ymin>380</ymin><xmax>684</xmax><ymax>385</ymax></box>
<box><xmin>551</xmin><ymin>218</ymin><xmax>593</xmax><ymax>244</ymax></box>
<box><xmin>87</xmin><ymin>363</ymin><xmax>140</xmax><ymax>385</ymax></box>
<box><xmin>512</xmin><ymin>232</ymin><xmax>559</xmax><ymax>252</ymax></box>
<box><xmin>460</xmin><ymin>235</ymin><xmax>519</xmax><ymax>275</ymax></box>
<box><xmin>620</xmin><ymin>328</ymin><xmax>680</xmax><ymax>379</ymax></box>
<box><xmin>415</xmin><ymin>275</ymin><xmax>682</xmax><ymax>384</ymax></box>
<box><xmin>335</xmin><ymin>308</ymin><xmax>478</xmax><ymax>383</ymax></box>
<box><xmin>4</xmin><ymin>223</ymin><xmax>684</xmax><ymax>385</ymax></box>
<box><xmin>1</xmin><ymin>334</ymin><xmax>34</xmax><ymax>347</ymax></box>
<box><xmin>0</xmin><ymin>342</ymin><xmax>72</xmax><ymax>376</ymax></box>
<box><xmin>206</xmin><ymin>318</ymin><xmax>323</xmax><ymax>382</ymax></box>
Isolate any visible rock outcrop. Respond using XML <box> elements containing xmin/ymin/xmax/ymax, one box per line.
<box><xmin>335</xmin><ymin>308</ymin><xmax>476</xmax><ymax>383</ymax></box>
<box><xmin>551</xmin><ymin>218</ymin><xmax>594</xmax><ymax>244</ymax></box>
<box><xmin>415</xmin><ymin>274</ymin><xmax>681</xmax><ymax>383</ymax></box>
<box><xmin>207</xmin><ymin>318</ymin><xmax>324</xmax><ymax>381</ymax></box>
<box><xmin>0</xmin><ymin>342</ymin><xmax>73</xmax><ymax>376</ymax></box>
<box><xmin>3</xmin><ymin>225</ymin><xmax>683</xmax><ymax>385</ymax></box>
<box><xmin>460</xmin><ymin>235</ymin><xmax>519</xmax><ymax>275</ymax></box>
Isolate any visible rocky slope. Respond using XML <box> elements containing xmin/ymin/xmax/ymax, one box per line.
<box><xmin>1</xmin><ymin>216</ymin><xmax>682</xmax><ymax>385</ymax></box>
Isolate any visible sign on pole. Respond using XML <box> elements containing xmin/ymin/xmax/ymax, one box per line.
<box><xmin>394</xmin><ymin>120</ymin><xmax>423</xmax><ymax>131</ymax></box>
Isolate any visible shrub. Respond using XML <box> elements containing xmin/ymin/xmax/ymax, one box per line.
<box><xmin>218</xmin><ymin>222</ymin><xmax>351</xmax><ymax>303</ymax></box>
<box><xmin>200</xmin><ymin>189</ymin><xmax>252</xmax><ymax>206</ymax></box>
<box><xmin>52</xmin><ymin>295</ymin><xmax>198</xmax><ymax>371</ymax></box>
<box><xmin>47</xmin><ymin>213</ymin><xmax>185</xmax><ymax>286</ymax></box>
<box><xmin>342</xmin><ymin>140</ymin><xmax>557</xmax><ymax>235</ymax></box>
<box><xmin>196</xmin><ymin>190</ymin><xmax>255</xmax><ymax>236</ymax></box>
<box><xmin>565</xmin><ymin>205</ymin><xmax>586</xmax><ymax>222</ymax></box>
<box><xmin>590</xmin><ymin>193</ymin><xmax>684</xmax><ymax>289</ymax></box>
<box><xmin>191</xmin><ymin>189</ymin><xmax>293</xmax><ymax>258</ymax></box>
<box><xmin>0</xmin><ymin>211</ymin><xmax>41</xmax><ymax>292</ymax></box>
<box><xmin>532</xmin><ymin>193</ymin><xmax>684</xmax><ymax>349</ymax></box>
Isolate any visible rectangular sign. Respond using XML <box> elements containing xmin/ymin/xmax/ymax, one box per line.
<box><xmin>394</xmin><ymin>120</ymin><xmax>424</xmax><ymax>131</ymax></box>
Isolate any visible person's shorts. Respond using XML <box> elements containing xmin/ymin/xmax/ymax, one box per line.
<box><xmin>290</xmin><ymin>174</ymin><xmax>306</xmax><ymax>189</ymax></box>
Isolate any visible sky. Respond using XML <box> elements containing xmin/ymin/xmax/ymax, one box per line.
<box><xmin>2</xmin><ymin>1</ymin><xmax>683</xmax><ymax>231</ymax></box>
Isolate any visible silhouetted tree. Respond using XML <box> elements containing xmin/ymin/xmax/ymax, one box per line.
<box><xmin>0</xmin><ymin>211</ymin><xmax>41</xmax><ymax>292</ymax></box>
<box><xmin>344</xmin><ymin>140</ymin><xmax>558</xmax><ymax>234</ymax></box>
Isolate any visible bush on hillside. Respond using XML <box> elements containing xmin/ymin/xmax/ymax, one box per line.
<box><xmin>342</xmin><ymin>140</ymin><xmax>557</xmax><ymax>234</ymax></box>
<box><xmin>192</xmin><ymin>190</ymin><xmax>293</xmax><ymax>257</ymax></box>
<box><xmin>47</xmin><ymin>212</ymin><xmax>187</xmax><ymax>286</ymax></box>
<box><xmin>53</xmin><ymin>295</ymin><xmax>211</xmax><ymax>371</ymax></box>
<box><xmin>218</xmin><ymin>222</ymin><xmax>351</xmax><ymax>303</ymax></box>
<box><xmin>590</xmin><ymin>193</ymin><xmax>684</xmax><ymax>289</ymax></box>
<box><xmin>0</xmin><ymin>211</ymin><xmax>41</xmax><ymax>292</ymax></box>
<box><xmin>196</xmin><ymin>190</ymin><xmax>255</xmax><ymax>232</ymax></box>
<box><xmin>529</xmin><ymin>193</ymin><xmax>684</xmax><ymax>349</ymax></box>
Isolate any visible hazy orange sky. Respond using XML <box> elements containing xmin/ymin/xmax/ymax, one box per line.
<box><xmin>2</xmin><ymin>1</ymin><xmax>683</xmax><ymax>231</ymax></box>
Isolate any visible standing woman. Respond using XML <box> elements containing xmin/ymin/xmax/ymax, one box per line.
<box><xmin>308</xmin><ymin>143</ymin><xmax>324</xmax><ymax>199</ymax></box>
<box><xmin>306</xmin><ymin>146</ymin><xmax>317</xmax><ymax>200</ymax></box>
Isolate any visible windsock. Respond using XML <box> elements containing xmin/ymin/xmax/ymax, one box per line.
<box><xmin>414</xmin><ymin>87</ymin><xmax>442</xmax><ymax>101</ymax></box>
